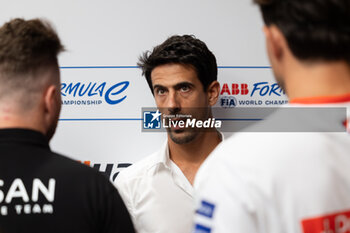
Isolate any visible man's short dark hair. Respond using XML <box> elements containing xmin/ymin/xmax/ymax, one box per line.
<box><xmin>0</xmin><ymin>18</ymin><xmax>64</xmax><ymax>109</ymax></box>
<box><xmin>138</xmin><ymin>35</ymin><xmax>217</xmax><ymax>93</ymax></box>
<box><xmin>0</xmin><ymin>18</ymin><xmax>64</xmax><ymax>77</ymax></box>
<box><xmin>254</xmin><ymin>0</ymin><xmax>350</xmax><ymax>62</ymax></box>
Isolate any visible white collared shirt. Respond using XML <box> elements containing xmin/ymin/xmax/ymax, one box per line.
<box><xmin>114</xmin><ymin>140</ymin><xmax>195</xmax><ymax>233</ymax></box>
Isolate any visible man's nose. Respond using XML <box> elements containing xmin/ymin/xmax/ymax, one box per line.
<box><xmin>167</xmin><ymin>90</ymin><xmax>181</xmax><ymax>113</ymax></box>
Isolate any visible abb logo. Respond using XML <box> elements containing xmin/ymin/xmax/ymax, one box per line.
<box><xmin>302</xmin><ymin>210</ymin><xmax>350</xmax><ymax>233</ymax></box>
<box><xmin>220</xmin><ymin>83</ymin><xmax>249</xmax><ymax>95</ymax></box>
<box><xmin>220</xmin><ymin>82</ymin><xmax>284</xmax><ymax>97</ymax></box>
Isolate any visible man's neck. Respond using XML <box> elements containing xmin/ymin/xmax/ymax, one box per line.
<box><xmin>285</xmin><ymin>61</ymin><xmax>350</xmax><ymax>100</ymax></box>
<box><xmin>167</xmin><ymin>130</ymin><xmax>222</xmax><ymax>185</ymax></box>
<box><xmin>0</xmin><ymin>107</ymin><xmax>46</xmax><ymax>134</ymax></box>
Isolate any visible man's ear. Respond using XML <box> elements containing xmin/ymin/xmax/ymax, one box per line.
<box><xmin>207</xmin><ymin>81</ymin><xmax>220</xmax><ymax>106</ymax></box>
<box><xmin>43</xmin><ymin>85</ymin><xmax>60</xmax><ymax>124</ymax></box>
<box><xmin>263</xmin><ymin>25</ymin><xmax>287</xmax><ymax>64</ymax></box>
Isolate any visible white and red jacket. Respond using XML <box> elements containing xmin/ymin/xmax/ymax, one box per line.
<box><xmin>193</xmin><ymin>94</ymin><xmax>350</xmax><ymax>233</ymax></box>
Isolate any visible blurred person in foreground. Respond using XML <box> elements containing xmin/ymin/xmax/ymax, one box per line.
<box><xmin>0</xmin><ymin>18</ymin><xmax>135</xmax><ymax>233</ymax></box>
<box><xmin>114</xmin><ymin>35</ymin><xmax>222</xmax><ymax>233</ymax></box>
<box><xmin>193</xmin><ymin>0</ymin><xmax>350</xmax><ymax>233</ymax></box>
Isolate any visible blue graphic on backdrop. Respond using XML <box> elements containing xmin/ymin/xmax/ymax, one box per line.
<box><xmin>61</xmin><ymin>81</ymin><xmax>129</xmax><ymax>105</ymax></box>
<box><xmin>220</xmin><ymin>96</ymin><xmax>237</xmax><ymax>108</ymax></box>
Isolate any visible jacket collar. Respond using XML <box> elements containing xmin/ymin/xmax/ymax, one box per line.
<box><xmin>0</xmin><ymin>128</ymin><xmax>50</xmax><ymax>149</ymax></box>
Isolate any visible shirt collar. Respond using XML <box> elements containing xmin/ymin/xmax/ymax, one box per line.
<box><xmin>154</xmin><ymin>131</ymin><xmax>225</xmax><ymax>169</ymax></box>
<box><xmin>290</xmin><ymin>93</ymin><xmax>350</xmax><ymax>104</ymax></box>
<box><xmin>0</xmin><ymin>128</ymin><xmax>50</xmax><ymax>149</ymax></box>
<box><xmin>151</xmin><ymin>139</ymin><xmax>171</xmax><ymax>169</ymax></box>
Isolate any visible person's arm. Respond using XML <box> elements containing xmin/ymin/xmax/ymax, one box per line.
<box><xmin>97</xmin><ymin>175</ymin><xmax>136</xmax><ymax>233</ymax></box>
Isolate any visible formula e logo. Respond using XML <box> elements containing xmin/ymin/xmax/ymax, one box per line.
<box><xmin>61</xmin><ymin>81</ymin><xmax>129</xmax><ymax>106</ymax></box>
<box><xmin>143</xmin><ymin>110</ymin><xmax>162</xmax><ymax>129</ymax></box>
<box><xmin>220</xmin><ymin>96</ymin><xmax>237</xmax><ymax>108</ymax></box>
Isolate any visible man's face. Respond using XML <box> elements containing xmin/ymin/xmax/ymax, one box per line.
<box><xmin>151</xmin><ymin>63</ymin><xmax>211</xmax><ymax>144</ymax></box>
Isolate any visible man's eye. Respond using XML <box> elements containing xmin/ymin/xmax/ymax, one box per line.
<box><xmin>157</xmin><ymin>89</ymin><xmax>166</xmax><ymax>95</ymax></box>
<box><xmin>180</xmin><ymin>86</ymin><xmax>190</xmax><ymax>92</ymax></box>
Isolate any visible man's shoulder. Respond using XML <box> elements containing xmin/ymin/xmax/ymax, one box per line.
<box><xmin>50</xmin><ymin>152</ymin><xmax>120</xmax><ymax>202</ymax></box>
<box><xmin>115</xmin><ymin>150</ymin><xmax>162</xmax><ymax>185</ymax></box>
<box><xmin>50</xmin><ymin>151</ymin><xmax>92</xmax><ymax>170</ymax></box>
<box><xmin>48</xmin><ymin>151</ymin><xmax>109</xmax><ymax>181</ymax></box>
<box><xmin>198</xmin><ymin>132</ymin><xmax>331</xmax><ymax>182</ymax></box>
<box><xmin>199</xmin><ymin>131</ymin><xmax>350</xmax><ymax>189</ymax></box>
<box><xmin>195</xmin><ymin>132</ymin><xmax>338</xmax><ymax>205</ymax></box>
<box><xmin>219</xmin><ymin>132</ymin><xmax>326</xmax><ymax>160</ymax></box>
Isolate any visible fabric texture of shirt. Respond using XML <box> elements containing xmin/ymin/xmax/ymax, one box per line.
<box><xmin>0</xmin><ymin>128</ymin><xmax>135</xmax><ymax>233</ymax></box>
<box><xmin>193</xmin><ymin>100</ymin><xmax>350</xmax><ymax>233</ymax></box>
<box><xmin>114</xmin><ymin>139</ymin><xmax>195</xmax><ymax>233</ymax></box>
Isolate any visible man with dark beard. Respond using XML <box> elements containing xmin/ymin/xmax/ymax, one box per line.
<box><xmin>0</xmin><ymin>18</ymin><xmax>135</xmax><ymax>233</ymax></box>
<box><xmin>114</xmin><ymin>35</ymin><xmax>222</xmax><ymax>233</ymax></box>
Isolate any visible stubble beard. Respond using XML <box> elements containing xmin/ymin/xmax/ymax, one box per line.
<box><xmin>167</xmin><ymin>107</ymin><xmax>210</xmax><ymax>145</ymax></box>
<box><xmin>167</xmin><ymin>128</ymin><xmax>199</xmax><ymax>144</ymax></box>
